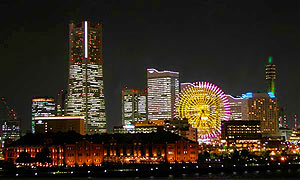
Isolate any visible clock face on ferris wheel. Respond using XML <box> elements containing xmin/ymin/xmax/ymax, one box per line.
<box><xmin>176</xmin><ymin>82</ymin><xmax>230</xmax><ymax>139</ymax></box>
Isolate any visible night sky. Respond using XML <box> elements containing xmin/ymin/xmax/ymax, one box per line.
<box><xmin>1</xmin><ymin>0</ymin><xmax>300</xmax><ymax>132</ymax></box>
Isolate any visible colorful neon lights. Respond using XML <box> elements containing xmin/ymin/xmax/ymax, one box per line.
<box><xmin>268</xmin><ymin>92</ymin><xmax>276</xmax><ymax>98</ymax></box>
<box><xmin>175</xmin><ymin>82</ymin><xmax>230</xmax><ymax>139</ymax></box>
<box><xmin>268</xmin><ymin>56</ymin><xmax>272</xmax><ymax>64</ymax></box>
<box><xmin>242</xmin><ymin>92</ymin><xmax>253</xmax><ymax>99</ymax></box>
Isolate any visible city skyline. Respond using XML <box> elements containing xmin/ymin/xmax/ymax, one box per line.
<box><xmin>1</xmin><ymin>0</ymin><xmax>300</xmax><ymax>132</ymax></box>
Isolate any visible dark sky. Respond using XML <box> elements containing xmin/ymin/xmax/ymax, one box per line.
<box><xmin>1</xmin><ymin>0</ymin><xmax>300</xmax><ymax>132</ymax></box>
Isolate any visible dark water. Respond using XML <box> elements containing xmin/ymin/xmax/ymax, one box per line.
<box><xmin>1</xmin><ymin>178</ymin><xmax>300</xmax><ymax>180</ymax></box>
<box><xmin>2</xmin><ymin>166</ymin><xmax>300</xmax><ymax>179</ymax></box>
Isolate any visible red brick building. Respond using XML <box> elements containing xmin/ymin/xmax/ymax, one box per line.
<box><xmin>4</xmin><ymin>131</ymin><xmax>198</xmax><ymax>166</ymax></box>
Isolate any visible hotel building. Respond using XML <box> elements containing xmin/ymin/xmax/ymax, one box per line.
<box><xmin>242</xmin><ymin>92</ymin><xmax>279</xmax><ymax>137</ymax></box>
<box><xmin>147</xmin><ymin>68</ymin><xmax>179</xmax><ymax>120</ymax></box>
<box><xmin>66</xmin><ymin>21</ymin><xmax>106</xmax><ymax>134</ymax></box>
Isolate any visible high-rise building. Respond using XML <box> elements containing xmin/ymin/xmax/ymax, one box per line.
<box><xmin>266</xmin><ymin>56</ymin><xmax>276</xmax><ymax>95</ymax></box>
<box><xmin>225</xmin><ymin>95</ymin><xmax>243</xmax><ymax>120</ymax></box>
<box><xmin>147</xmin><ymin>68</ymin><xmax>179</xmax><ymax>120</ymax></box>
<box><xmin>66</xmin><ymin>21</ymin><xmax>106</xmax><ymax>134</ymax></box>
<box><xmin>0</xmin><ymin>97</ymin><xmax>20</xmax><ymax>148</ymax></box>
<box><xmin>56</xmin><ymin>89</ymin><xmax>67</xmax><ymax>116</ymax></box>
<box><xmin>121</xmin><ymin>88</ymin><xmax>147</xmax><ymax>127</ymax></box>
<box><xmin>242</xmin><ymin>92</ymin><xmax>279</xmax><ymax>137</ymax></box>
<box><xmin>32</xmin><ymin>97</ymin><xmax>56</xmax><ymax>133</ymax></box>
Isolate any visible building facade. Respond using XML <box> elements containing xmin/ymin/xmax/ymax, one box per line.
<box><xmin>242</xmin><ymin>92</ymin><xmax>279</xmax><ymax>137</ymax></box>
<box><xmin>32</xmin><ymin>98</ymin><xmax>56</xmax><ymax>133</ymax></box>
<box><xmin>4</xmin><ymin>132</ymin><xmax>198</xmax><ymax>165</ymax></box>
<box><xmin>221</xmin><ymin>120</ymin><xmax>262</xmax><ymax>141</ymax></box>
<box><xmin>56</xmin><ymin>89</ymin><xmax>67</xmax><ymax>116</ymax></box>
<box><xmin>221</xmin><ymin>120</ymin><xmax>262</xmax><ymax>150</ymax></box>
<box><xmin>66</xmin><ymin>21</ymin><xmax>106</xmax><ymax>134</ymax></box>
<box><xmin>122</xmin><ymin>88</ymin><xmax>147</xmax><ymax>126</ymax></box>
<box><xmin>225</xmin><ymin>95</ymin><xmax>243</xmax><ymax>121</ymax></box>
<box><xmin>113</xmin><ymin>120</ymin><xmax>165</xmax><ymax>134</ymax></box>
<box><xmin>147</xmin><ymin>68</ymin><xmax>179</xmax><ymax>120</ymax></box>
<box><xmin>34</xmin><ymin>116</ymin><xmax>85</xmax><ymax>135</ymax></box>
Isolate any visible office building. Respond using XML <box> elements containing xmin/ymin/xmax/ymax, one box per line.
<box><xmin>33</xmin><ymin>116</ymin><xmax>85</xmax><ymax>135</ymax></box>
<box><xmin>242</xmin><ymin>92</ymin><xmax>279</xmax><ymax>137</ymax></box>
<box><xmin>122</xmin><ymin>88</ymin><xmax>147</xmax><ymax>127</ymax></box>
<box><xmin>66</xmin><ymin>21</ymin><xmax>106</xmax><ymax>134</ymax></box>
<box><xmin>32</xmin><ymin>97</ymin><xmax>56</xmax><ymax>133</ymax></box>
<box><xmin>221</xmin><ymin>120</ymin><xmax>262</xmax><ymax>149</ymax></box>
<box><xmin>266</xmin><ymin>56</ymin><xmax>276</xmax><ymax>95</ymax></box>
<box><xmin>226</xmin><ymin>95</ymin><xmax>243</xmax><ymax>120</ymax></box>
<box><xmin>221</xmin><ymin>120</ymin><xmax>261</xmax><ymax>140</ymax></box>
<box><xmin>147</xmin><ymin>68</ymin><xmax>179</xmax><ymax>120</ymax></box>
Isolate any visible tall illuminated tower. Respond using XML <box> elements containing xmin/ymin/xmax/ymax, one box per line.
<box><xmin>147</xmin><ymin>68</ymin><xmax>179</xmax><ymax>120</ymax></box>
<box><xmin>66</xmin><ymin>21</ymin><xmax>106</xmax><ymax>134</ymax></box>
<box><xmin>266</xmin><ymin>56</ymin><xmax>276</xmax><ymax>95</ymax></box>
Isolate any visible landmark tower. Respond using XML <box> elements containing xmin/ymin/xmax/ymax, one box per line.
<box><xmin>265</xmin><ymin>56</ymin><xmax>276</xmax><ymax>95</ymax></box>
<box><xmin>66</xmin><ymin>21</ymin><xmax>106</xmax><ymax>134</ymax></box>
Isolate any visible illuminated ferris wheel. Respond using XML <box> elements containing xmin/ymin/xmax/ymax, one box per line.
<box><xmin>176</xmin><ymin>82</ymin><xmax>230</xmax><ymax>140</ymax></box>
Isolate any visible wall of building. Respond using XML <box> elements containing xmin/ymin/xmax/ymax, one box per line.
<box><xmin>4</xmin><ymin>137</ymin><xmax>198</xmax><ymax>166</ymax></box>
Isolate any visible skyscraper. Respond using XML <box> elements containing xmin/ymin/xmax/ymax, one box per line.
<box><xmin>32</xmin><ymin>97</ymin><xmax>56</xmax><ymax>133</ymax></box>
<box><xmin>266</xmin><ymin>56</ymin><xmax>276</xmax><ymax>95</ymax></box>
<box><xmin>66</xmin><ymin>21</ymin><xmax>106</xmax><ymax>134</ymax></box>
<box><xmin>147</xmin><ymin>68</ymin><xmax>179</xmax><ymax>120</ymax></box>
<box><xmin>121</xmin><ymin>88</ymin><xmax>147</xmax><ymax>127</ymax></box>
<box><xmin>242</xmin><ymin>92</ymin><xmax>279</xmax><ymax>137</ymax></box>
